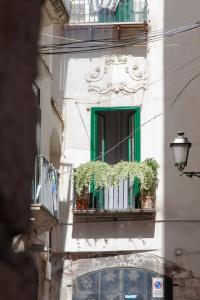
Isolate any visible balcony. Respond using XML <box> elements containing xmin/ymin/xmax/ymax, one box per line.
<box><xmin>31</xmin><ymin>156</ymin><xmax>59</xmax><ymax>232</ymax></box>
<box><xmin>73</xmin><ymin>183</ymin><xmax>155</xmax><ymax>221</ymax></box>
<box><xmin>69</xmin><ymin>0</ymin><xmax>147</xmax><ymax>25</ymax></box>
<box><xmin>73</xmin><ymin>160</ymin><xmax>157</xmax><ymax>221</ymax></box>
<box><xmin>72</xmin><ymin>159</ymin><xmax>158</xmax><ymax>222</ymax></box>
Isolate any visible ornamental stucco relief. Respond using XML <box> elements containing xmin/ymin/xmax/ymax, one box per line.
<box><xmin>86</xmin><ymin>54</ymin><xmax>147</xmax><ymax>95</ymax></box>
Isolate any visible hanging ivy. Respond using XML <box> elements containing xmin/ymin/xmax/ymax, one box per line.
<box><xmin>74</xmin><ymin>159</ymin><xmax>159</xmax><ymax>196</ymax></box>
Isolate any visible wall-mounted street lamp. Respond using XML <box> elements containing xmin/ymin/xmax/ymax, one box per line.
<box><xmin>170</xmin><ymin>132</ymin><xmax>200</xmax><ymax>178</ymax></box>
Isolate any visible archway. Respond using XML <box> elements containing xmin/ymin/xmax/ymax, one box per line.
<box><xmin>73</xmin><ymin>267</ymin><xmax>173</xmax><ymax>300</ymax></box>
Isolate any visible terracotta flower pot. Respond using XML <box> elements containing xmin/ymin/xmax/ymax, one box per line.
<box><xmin>141</xmin><ymin>195</ymin><xmax>154</xmax><ymax>209</ymax></box>
<box><xmin>76</xmin><ymin>198</ymin><xmax>89</xmax><ymax>210</ymax></box>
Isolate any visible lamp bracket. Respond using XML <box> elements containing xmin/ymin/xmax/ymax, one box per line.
<box><xmin>180</xmin><ymin>171</ymin><xmax>200</xmax><ymax>178</ymax></box>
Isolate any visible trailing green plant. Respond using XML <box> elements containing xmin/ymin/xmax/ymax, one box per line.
<box><xmin>74</xmin><ymin>161</ymin><xmax>111</xmax><ymax>195</ymax></box>
<box><xmin>74</xmin><ymin>159</ymin><xmax>159</xmax><ymax>196</ymax></box>
<box><xmin>144</xmin><ymin>158</ymin><xmax>159</xmax><ymax>177</ymax></box>
<box><xmin>143</xmin><ymin>158</ymin><xmax>159</xmax><ymax>195</ymax></box>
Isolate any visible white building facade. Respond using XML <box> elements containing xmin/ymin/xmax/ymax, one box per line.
<box><xmin>13</xmin><ymin>2</ymin><xmax>69</xmax><ymax>300</ymax></box>
<box><xmin>50</xmin><ymin>0</ymin><xmax>200</xmax><ymax>299</ymax></box>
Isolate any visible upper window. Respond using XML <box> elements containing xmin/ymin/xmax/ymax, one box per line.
<box><xmin>91</xmin><ymin>107</ymin><xmax>140</xmax><ymax>163</ymax></box>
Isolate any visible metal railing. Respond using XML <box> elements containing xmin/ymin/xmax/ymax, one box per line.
<box><xmin>32</xmin><ymin>155</ymin><xmax>59</xmax><ymax>218</ymax></box>
<box><xmin>69</xmin><ymin>0</ymin><xmax>147</xmax><ymax>24</ymax></box>
<box><xmin>74</xmin><ymin>178</ymin><xmax>141</xmax><ymax>211</ymax></box>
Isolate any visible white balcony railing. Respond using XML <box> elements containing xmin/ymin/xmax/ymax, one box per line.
<box><xmin>32</xmin><ymin>156</ymin><xmax>59</xmax><ymax>218</ymax></box>
<box><xmin>69</xmin><ymin>0</ymin><xmax>147</xmax><ymax>25</ymax></box>
<box><xmin>73</xmin><ymin>178</ymin><xmax>143</xmax><ymax>211</ymax></box>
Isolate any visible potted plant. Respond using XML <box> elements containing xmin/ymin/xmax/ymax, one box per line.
<box><xmin>141</xmin><ymin>158</ymin><xmax>159</xmax><ymax>209</ymax></box>
<box><xmin>75</xmin><ymin>187</ymin><xmax>90</xmax><ymax>210</ymax></box>
<box><xmin>74</xmin><ymin>161</ymin><xmax>111</xmax><ymax>209</ymax></box>
<box><xmin>74</xmin><ymin>159</ymin><xmax>158</xmax><ymax>209</ymax></box>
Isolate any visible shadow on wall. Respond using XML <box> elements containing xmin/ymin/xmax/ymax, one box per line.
<box><xmin>164</xmin><ymin>0</ymin><xmax>200</xmax><ymax>280</ymax></box>
<box><xmin>63</xmin><ymin>26</ymin><xmax>147</xmax><ymax>59</ymax></box>
<box><xmin>72</xmin><ymin>220</ymin><xmax>155</xmax><ymax>239</ymax></box>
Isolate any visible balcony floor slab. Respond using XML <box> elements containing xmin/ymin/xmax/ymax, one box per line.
<box><xmin>72</xmin><ymin>208</ymin><xmax>156</xmax><ymax>222</ymax></box>
<box><xmin>31</xmin><ymin>204</ymin><xmax>58</xmax><ymax>233</ymax></box>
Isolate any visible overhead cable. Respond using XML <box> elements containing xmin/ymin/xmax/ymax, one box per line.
<box><xmin>39</xmin><ymin>21</ymin><xmax>200</xmax><ymax>55</ymax></box>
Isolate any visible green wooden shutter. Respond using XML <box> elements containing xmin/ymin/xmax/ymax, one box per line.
<box><xmin>128</xmin><ymin>112</ymin><xmax>134</xmax><ymax>162</ymax></box>
<box><xmin>91</xmin><ymin>110</ymin><xmax>106</xmax><ymax>161</ymax></box>
<box><xmin>91</xmin><ymin>110</ymin><xmax>106</xmax><ymax>208</ymax></box>
<box><xmin>128</xmin><ymin>109</ymin><xmax>140</xmax><ymax>206</ymax></box>
<box><xmin>91</xmin><ymin>109</ymin><xmax>97</xmax><ymax>161</ymax></box>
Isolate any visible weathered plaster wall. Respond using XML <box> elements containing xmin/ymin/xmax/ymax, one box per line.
<box><xmin>53</xmin><ymin>0</ymin><xmax>165</xmax><ymax>256</ymax></box>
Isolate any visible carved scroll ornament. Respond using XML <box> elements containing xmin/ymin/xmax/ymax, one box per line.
<box><xmin>86</xmin><ymin>55</ymin><xmax>147</xmax><ymax>95</ymax></box>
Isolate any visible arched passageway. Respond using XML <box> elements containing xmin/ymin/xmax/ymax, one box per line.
<box><xmin>73</xmin><ymin>267</ymin><xmax>173</xmax><ymax>300</ymax></box>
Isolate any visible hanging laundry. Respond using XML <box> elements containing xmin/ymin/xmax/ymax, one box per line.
<box><xmin>62</xmin><ymin>0</ymin><xmax>71</xmax><ymax>16</ymax></box>
<box><xmin>91</xmin><ymin>0</ymin><xmax>121</xmax><ymax>13</ymax></box>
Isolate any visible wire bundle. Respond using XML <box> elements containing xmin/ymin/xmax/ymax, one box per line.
<box><xmin>39</xmin><ymin>21</ymin><xmax>200</xmax><ymax>55</ymax></box>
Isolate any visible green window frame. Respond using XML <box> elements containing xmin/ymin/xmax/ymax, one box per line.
<box><xmin>91</xmin><ymin>106</ymin><xmax>141</xmax><ymax>209</ymax></box>
<box><xmin>91</xmin><ymin>106</ymin><xmax>140</xmax><ymax>162</ymax></box>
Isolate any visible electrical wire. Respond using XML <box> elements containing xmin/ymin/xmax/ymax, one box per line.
<box><xmin>95</xmin><ymin>68</ymin><xmax>200</xmax><ymax>160</ymax></box>
<box><xmin>60</xmin><ymin>53</ymin><xmax>200</xmax><ymax>105</ymax></box>
<box><xmin>60</xmin><ymin>67</ymin><xmax>200</xmax><ymax>168</ymax></box>
<box><xmin>75</xmin><ymin>102</ymin><xmax>90</xmax><ymax>142</ymax></box>
<box><xmin>39</xmin><ymin>22</ymin><xmax>200</xmax><ymax>162</ymax></box>
<box><xmin>40</xmin><ymin>21</ymin><xmax>200</xmax><ymax>48</ymax></box>
<box><xmin>39</xmin><ymin>30</ymin><xmax>150</xmax><ymax>48</ymax></box>
<box><xmin>39</xmin><ymin>32</ymin><xmax>200</xmax><ymax>49</ymax></box>
<box><xmin>170</xmin><ymin>71</ymin><xmax>200</xmax><ymax>109</ymax></box>
<box><xmin>65</xmin><ymin>60</ymin><xmax>200</xmax><ymax>161</ymax></box>
<box><xmin>95</xmin><ymin>111</ymin><xmax>164</xmax><ymax>160</ymax></box>
<box><xmin>39</xmin><ymin>21</ymin><xmax>200</xmax><ymax>55</ymax></box>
